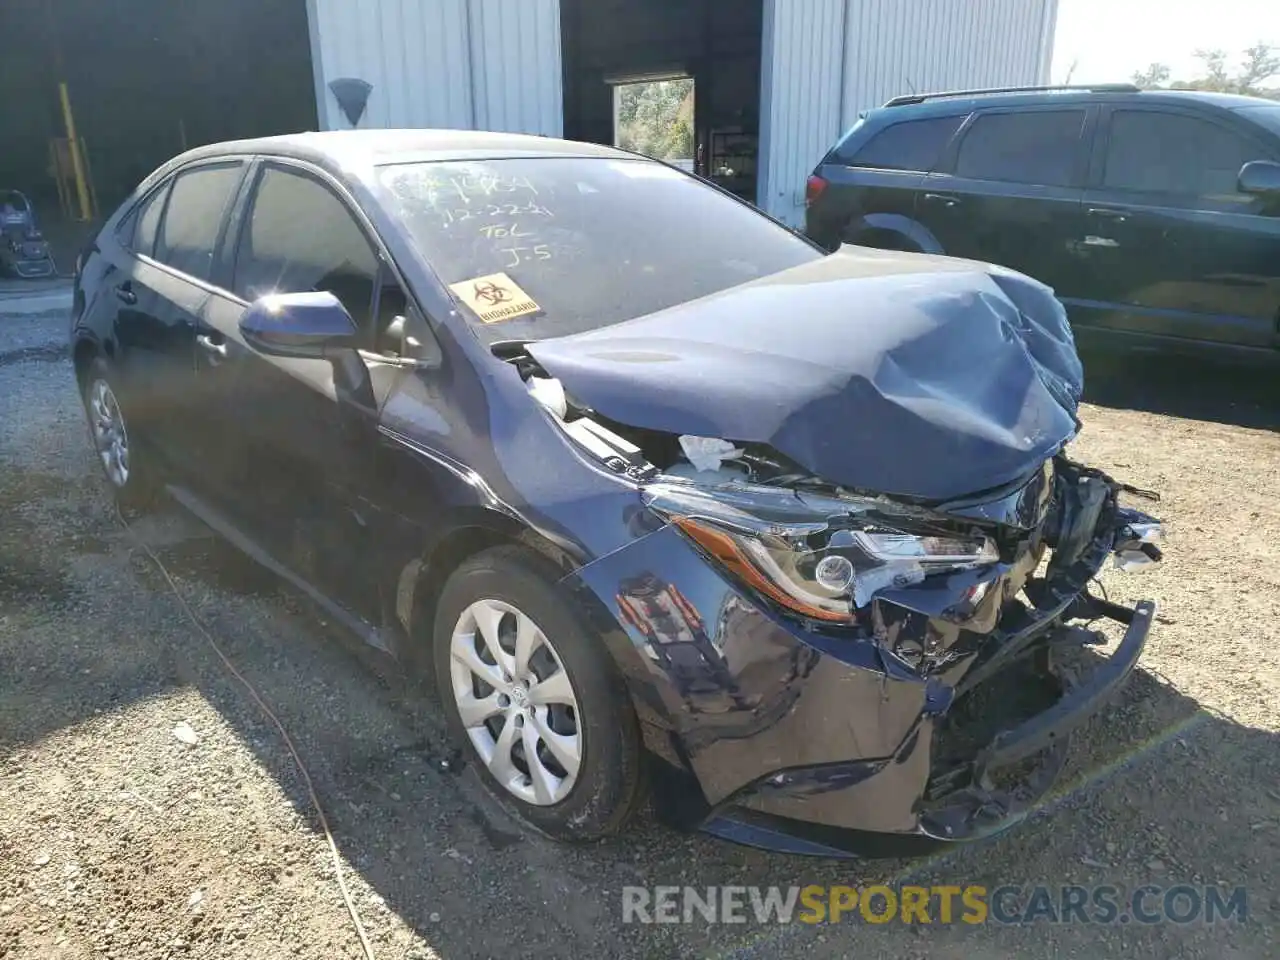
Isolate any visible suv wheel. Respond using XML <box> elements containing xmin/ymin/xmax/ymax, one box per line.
<box><xmin>432</xmin><ymin>546</ymin><xmax>644</xmax><ymax>840</ymax></box>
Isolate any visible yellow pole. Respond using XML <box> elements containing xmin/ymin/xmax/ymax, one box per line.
<box><xmin>58</xmin><ymin>81</ymin><xmax>93</xmax><ymax>222</ymax></box>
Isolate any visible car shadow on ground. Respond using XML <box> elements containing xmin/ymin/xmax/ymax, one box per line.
<box><xmin>5</xmin><ymin>483</ymin><xmax>1275</xmax><ymax>957</ymax></box>
<box><xmin>1081</xmin><ymin>348</ymin><xmax>1280</xmax><ymax>431</ymax></box>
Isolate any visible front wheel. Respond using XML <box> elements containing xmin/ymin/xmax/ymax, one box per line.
<box><xmin>432</xmin><ymin>546</ymin><xmax>645</xmax><ymax>841</ymax></box>
<box><xmin>82</xmin><ymin>358</ymin><xmax>158</xmax><ymax>512</ymax></box>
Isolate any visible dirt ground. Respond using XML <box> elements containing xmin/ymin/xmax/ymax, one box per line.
<box><xmin>1</xmin><ymin>303</ymin><xmax>1277</xmax><ymax>959</ymax></box>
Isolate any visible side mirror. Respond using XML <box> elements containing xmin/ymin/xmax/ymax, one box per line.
<box><xmin>239</xmin><ymin>291</ymin><xmax>359</xmax><ymax>359</ymax></box>
<box><xmin>1237</xmin><ymin>159</ymin><xmax>1280</xmax><ymax>197</ymax></box>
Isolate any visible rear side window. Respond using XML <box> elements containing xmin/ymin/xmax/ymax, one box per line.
<box><xmin>133</xmin><ymin>184</ymin><xmax>169</xmax><ymax>257</ymax></box>
<box><xmin>1103</xmin><ymin>110</ymin><xmax>1262</xmax><ymax>196</ymax></box>
<box><xmin>233</xmin><ymin>165</ymin><xmax>379</xmax><ymax>329</ymax></box>
<box><xmin>839</xmin><ymin>116</ymin><xmax>964</xmax><ymax>172</ymax></box>
<box><xmin>954</xmin><ymin>110</ymin><xmax>1086</xmax><ymax>187</ymax></box>
<box><xmin>154</xmin><ymin>164</ymin><xmax>243</xmax><ymax>280</ymax></box>
<box><xmin>116</xmin><ymin>182</ymin><xmax>168</xmax><ymax>256</ymax></box>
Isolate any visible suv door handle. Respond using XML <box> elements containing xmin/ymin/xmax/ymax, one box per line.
<box><xmin>196</xmin><ymin>334</ymin><xmax>228</xmax><ymax>362</ymax></box>
<box><xmin>923</xmin><ymin>193</ymin><xmax>962</xmax><ymax>208</ymax></box>
<box><xmin>1087</xmin><ymin>207</ymin><xmax>1128</xmax><ymax>223</ymax></box>
<box><xmin>114</xmin><ymin>283</ymin><xmax>137</xmax><ymax>305</ymax></box>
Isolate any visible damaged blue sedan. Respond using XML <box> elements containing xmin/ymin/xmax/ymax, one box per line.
<box><xmin>70</xmin><ymin>130</ymin><xmax>1163</xmax><ymax>857</ymax></box>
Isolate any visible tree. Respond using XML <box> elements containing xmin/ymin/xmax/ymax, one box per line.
<box><xmin>615</xmin><ymin>78</ymin><xmax>695</xmax><ymax>160</ymax></box>
<box><xmin>1131</xmin><ymin>62</ymin><xmax>1171</xmax><ymax>89</ymax></box>
<box><xmin>1237</xmin><ymin>42</ymin><xmax>1280</xmax><ymax>93</ymax></box>
<box><xmin>1129</xmin><ymin>43</ymin><xmax>1279</xmax><ymax>98</ymax></box>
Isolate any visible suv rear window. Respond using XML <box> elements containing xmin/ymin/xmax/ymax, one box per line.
<box><xmin>837</xmin><ymin>116</ymin><xmax>964</xmax><ymax>172</ymax></box>
<box><xmin>954</xmin><ymin>110</ymin><xmax>1086</xmax><ymax>187</ymax></box>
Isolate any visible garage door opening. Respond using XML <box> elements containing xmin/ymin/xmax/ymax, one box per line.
<box><xmin>562</xmin><ymin>0</ymin><xmax>763</xmax><ymax>204</ymax></box>
<box><xmin>0</xmin><ymin>0</ymin><xmax>316</xmax><ymax>264</ymax></box>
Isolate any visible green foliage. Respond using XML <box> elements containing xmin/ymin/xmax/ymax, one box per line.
<box><xmin>615</xmin><ymin>79</ymin><xmax>695</xmax><ymax>160</ymax></box>
<box><xmin>1131</xmin><ymin>42</ymin><xmax>1280</xmax><ymax>98</ymax></box>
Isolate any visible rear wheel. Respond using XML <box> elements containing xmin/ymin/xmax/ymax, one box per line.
<box><xmin>83</xmin><ymin>357</ymin><xmax>158</xmax><ymax>512</ymax></box>
<box><xmin>432</xmin><ymin>546</ymin><xmax>644</xmax><ymax>840</ymax></box>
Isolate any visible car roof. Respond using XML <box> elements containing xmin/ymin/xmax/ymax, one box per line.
<box><xmin>167</xmin><ymin>128</ymin><xmax>637</xmax><ymax>170</ymax></box>
<box><xmin>869</xmin><ymin>87</ymin><xmax>1278</xmax><ymax>121</ymax></box>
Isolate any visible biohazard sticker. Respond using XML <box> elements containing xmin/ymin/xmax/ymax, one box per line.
<box><xmin>448</xmin><ymin>272</ymin><xmax>541</xmax><ymax>324</ymax></box>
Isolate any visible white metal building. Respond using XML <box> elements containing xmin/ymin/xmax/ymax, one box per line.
<box><xmin>1</xmin><ymin>0</ymin><xmax>1056</xmax><ymax>229</ymax></box>
<box><xmin>306</xmin><ymin>0</ymin><xmax>1057</xmax><ymax>225</ymax></box>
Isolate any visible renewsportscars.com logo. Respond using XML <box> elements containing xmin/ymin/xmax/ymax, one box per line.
<box><xmin>621</xmin><ymin>884</ymin><xmax>1249</xmax><ymax>926</ymax></box>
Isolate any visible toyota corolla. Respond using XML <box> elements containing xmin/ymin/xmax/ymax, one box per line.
<box><xmin>70</xmin><ymin>130</ymin><xmax>1163</xmax><ymax>857</ymax></box>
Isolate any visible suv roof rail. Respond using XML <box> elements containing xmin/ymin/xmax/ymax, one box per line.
<box><xmin>883</xmin><ymin>83</ymin><xmax>1141</xmax><ymax>108</ymax></box>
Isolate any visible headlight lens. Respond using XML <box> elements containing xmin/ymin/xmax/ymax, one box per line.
<box><xmin>644</xmin><ymin>481</ymin><xmax>998</xmax><ymax>623</ymax></box>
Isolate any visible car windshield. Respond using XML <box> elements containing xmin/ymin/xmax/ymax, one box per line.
<box><xmin>374</xmin><ymin>157</ymin><xmax>819</xmax><ymax>343</ymax></box>
<box><xmin>1236</xmin><ymin>104</ymin><xmax>1280</xmax><ymax>138</ymax></box>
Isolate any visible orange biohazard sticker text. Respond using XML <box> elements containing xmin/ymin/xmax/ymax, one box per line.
<box><xmin>448</xmin><ymin>272</ymin><xmax>541</xmax><ymax>324</ymax></box>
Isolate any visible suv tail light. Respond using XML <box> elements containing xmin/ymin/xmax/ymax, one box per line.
<box><xmin>805</xmin><ymin>175</ymin><xmax>828</xmax><ymax>207</ymax></box>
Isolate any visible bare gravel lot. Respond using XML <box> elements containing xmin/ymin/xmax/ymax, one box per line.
<box><xmin>1</xmin><ymin>303</ymin><xmax>1277</xmax><ymax>959</ymax></box>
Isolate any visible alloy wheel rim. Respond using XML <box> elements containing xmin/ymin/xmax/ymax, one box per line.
<box><xmin>449</xmin><ymin>598</ymin><xmax>582</xmax><ymax>806</ymax></box>
<box><xmin>88</xmin><ymin>379</ymin><xmax>130</xmax><ymax>488</ymax></box>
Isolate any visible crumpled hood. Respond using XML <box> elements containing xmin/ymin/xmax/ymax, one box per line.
<box><xmin>527</xmin><ymin>247</ymin><xmax>1083</xmax><ymax>501</ymax></box>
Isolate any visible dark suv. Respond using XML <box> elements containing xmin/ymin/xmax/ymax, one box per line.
<box><xmin>805</xmin><ymin>84</ymin><xmax>1280</xmax><ymax>361</ymax></box>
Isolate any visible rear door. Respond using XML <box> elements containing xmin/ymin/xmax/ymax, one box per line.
<box><xmin>1073</xmin><ymin>105</ymin><xmax>1280</xmax><ymax>349</ymax></box>
<box><xmin>108</xmin><ymin>162</ymin><xmax>246</xmax><ymax>473</ymax></box>
<box><xmin>809</xmin><ymin>113</ymin><xmax>966</xmax><ymax>251</ymax></box>
<box><xmin>101</xmin><ymin>180</ymin><xmax>185</xmax><ymax>456</ymax></box>
<box><xmin>917</xmin><ymin>105</ymin><xmax>1093</xmax><ymax>296</ymax></box>
<box><xmin>197</xmin><ymin>159</ymin><xmax>400</xmax><ymax>621</ymax></box>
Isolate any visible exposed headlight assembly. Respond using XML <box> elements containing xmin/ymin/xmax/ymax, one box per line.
<box><xmin>643</xmin><ymin>481</ymin><xmax>998</xmax><ymax>624</ymax></box>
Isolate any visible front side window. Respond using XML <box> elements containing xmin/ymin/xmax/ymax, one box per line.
<box><xmin>954</xmin><ymin>110</ymin><xmax>1087</xmax><ymax>187</ymax></box>
<box><xmin>1235</xmin><ymin>104</ymin><xmax>1280</xmax><ymax>138</ymax></box>
<box><xmin>375</xmin><ymin>157</ymin><xmax>819</xmax><ymax>344</ymax></box>
<box><xmin>1104</xmin><ymin>110</ymin><xmax>1261</xmax><ymax>196</ymax></box>
<box><xmin>154</xmin><ymin>164</ymin><xmax>242</xmax><ymax>280</ymax></box>
<box><xmin>841</xmin><ymin>116</ymin><xmax>965</xmax><ymax>172</ymax></box>
<box><xmin>233</xmin><ymin>165</ymin><xmax>379</xmax><ymax>329</ymax></box>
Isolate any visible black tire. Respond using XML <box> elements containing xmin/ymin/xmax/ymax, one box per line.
<box><xmin>82</xmin><ymin>356</ymin><xmax>159</xmax><ymax>513</ymax></box>
<box><xmin>432</xmin><ymin>545</ymin><xmax>645</xmax><ymax>841</ymax></box>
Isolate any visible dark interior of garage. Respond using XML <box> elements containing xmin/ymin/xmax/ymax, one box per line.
<box><xmin>560</xmin><ymin>0</ymin><xmax>763</xmax><ymax>203</ymax></box>
<box><xmin>0</xmin><ymin>0</ymin><xmax>316</xmax><ymax>265</ymax></box>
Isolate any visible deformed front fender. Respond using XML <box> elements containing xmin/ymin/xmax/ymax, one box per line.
<box><xmin>561</xmin><ymin>521</ymin><xmax>930</xmax><ymax>807</ymax></box>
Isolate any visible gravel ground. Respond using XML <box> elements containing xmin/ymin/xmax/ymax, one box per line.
<box><xmin>1</xmin><ymin>302</ymin><xmax>1277</xmax><ymax>959</ymax></box>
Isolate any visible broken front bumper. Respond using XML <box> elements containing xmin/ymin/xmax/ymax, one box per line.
<box><xmin>699</xmin><ymin>476</ymin><xmax>1160</xmax><ymax>857</ymax></box>
<box><xmin>566</xmin><ymin>461</ymin><xmax>1161</xmax><ymax>859</ymax></box>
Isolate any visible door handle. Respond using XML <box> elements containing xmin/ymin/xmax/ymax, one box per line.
<box><xmin>923</xmin><ymin>193</ymin><xmax>962</xmax><ymax>208</ymax></box>
<box><xmin>196</xmin><ymin>334</ymin><xmax>228</xmax><ymax>361</ymax></box>
<box><xmin>114</xmin><ymin>284</ymin><xmax>137</xmax><ymax>305</ymax></box>
<box><xmin>1087</xmin><ymin>207</ymin><xmax>1128</xmax><ymax>223</ymax></box>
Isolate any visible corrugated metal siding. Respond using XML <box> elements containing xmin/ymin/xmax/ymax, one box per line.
<box><xmin>760</xmin><ymin>0</ymin><xmax>1057</xmax><ymax>226</ymax></box>
<box><xmin>469</xmin><ymin>0</ymin><xmax>564</xmax><ymax>136</ymax></box>
<box><xmin>307</xmin><ymin>0</ymin><xmax>562</xmax><ymax>135</ymax></box>
<box><xmin>308</xmin><ymin>0</ymin><xmax>473</xmax><ymax>129</ymax></box>
<box><xmin>840</xmin><ymin>0</ymin><xmax>1057</xmax><ymax>126</ymax></box>
<box><xmin>757</xmin><ymin>0</ymin><xmax>847</xmax><ymax>224</ymax></box>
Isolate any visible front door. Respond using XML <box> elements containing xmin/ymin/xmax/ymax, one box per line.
<box><xmin>195</xmin><ymin>160</ymin><xmax>395</xmax><ymax>624</ymax></box>
<box><xmin>1071</xmin><ymin>106</ymin><xmax>1280</xmax><ymax>349</ymax></box>
<box><xmin>917</xmin><ymin>105</ymin><xmax>1092</xmax><ymax>299</ymax></box>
